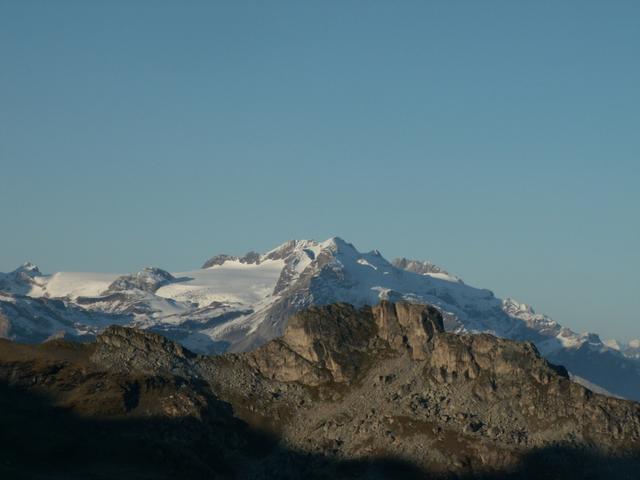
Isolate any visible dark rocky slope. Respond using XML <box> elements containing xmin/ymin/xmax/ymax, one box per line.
<box><xmin>0</xmin><ymin>301</ymin><xmax>638</xmax><ymax>479</ymax></box>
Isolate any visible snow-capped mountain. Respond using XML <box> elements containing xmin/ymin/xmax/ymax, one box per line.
<box><xmin>0</xmin><ymin>237</ymin><xmax>638</xmax><ymax>400</ymax></box>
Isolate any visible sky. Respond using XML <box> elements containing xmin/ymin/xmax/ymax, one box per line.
<box><xmin>1</xmin><ymin>1</ymin><xmax>639</xmax><ymax>341</ymax></box>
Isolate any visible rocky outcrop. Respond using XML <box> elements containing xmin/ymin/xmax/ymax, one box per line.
<box><xmin>92</xmin><ymin>325</ymin><xmax>197</xmax><ymax>377</ymax></box>
<box><xmin>392</xmin><ymin>257</ymin><xmax>450</xmax><ymax>276</ymax></box>
<box><xmin>104</xmin><ymin>267</ymin><xmax>176</xmax><ymax>293</ymax></box>
<box><xmin>428</xmin><ymin>332</ymin><xmax>568</xmax><ymax>383</ymax></box>
<box><xmin>242</xmin><ymin>302</ymin><xmax>640</xmax><ymax>469</ymax></box>
<box><xmin>201</xmin><ymin>251</ymin><xmax>261</xmax><ymax>269</ymax></box>
<box><xmin>248</xmin><ymin>303</ymin><xmax>378</xmax><ymax>384</ymax></box>
<box><xmin>201</xmin><ymin>254</ymin><xmax>237</xmax><ymax>268</ymax></box>
<box><xmin>372</xmin><ymin>301</ymin><xmax>443</xmax><ymax>360</ymax></box>
<box><xmin>248</xmin><ymin>302</ymin><xmax>443</xmax><ymax>384</ymax></box>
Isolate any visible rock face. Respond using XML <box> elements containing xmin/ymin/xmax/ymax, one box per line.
<box><xmin>1</xmin><ymin>301</ymin><xmax>638</xmax><ymax>479</ymax></box>
<box><xmin>373</xmin><ymin>301</ymin><xmax>443</xmax><ymax>360</ymax></box>
<box><xmin>247</xmin><ymin>302</ymin><xmax>443</xmax><ymax>385</ymax></box>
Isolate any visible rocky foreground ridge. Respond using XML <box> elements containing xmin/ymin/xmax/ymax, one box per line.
<box><xmin>1</xmin><ymin>301</ymin><xmax>639</xmax><ymax>479</ymax></box>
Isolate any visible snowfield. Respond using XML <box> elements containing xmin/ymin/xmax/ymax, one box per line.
<box><xmin>155</xmin><ymin>259</ymin><xmax>285</xmax><ymax>307</ymax></box>
<box><xmin>32</xmin><ymin>272</ymin><xmax>120</xmax><ymax>299</ymax></box>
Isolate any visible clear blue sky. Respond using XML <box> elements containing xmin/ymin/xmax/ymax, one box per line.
<box><xmin>1</xmin><ymin>1</ymin><xmax>638</xmax><ymax>341</ymax></box>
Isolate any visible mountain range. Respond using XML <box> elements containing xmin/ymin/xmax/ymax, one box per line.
<box><xmin>1</xmin><ymin>237</ymin><xmax>638</xmax><ymax>400</ymax></box>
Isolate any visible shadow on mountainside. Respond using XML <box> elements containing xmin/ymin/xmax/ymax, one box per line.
<box><xmin>1</xmin><ymin>380</ymin><xmax>639</xmax><ymax>480</ymax></box>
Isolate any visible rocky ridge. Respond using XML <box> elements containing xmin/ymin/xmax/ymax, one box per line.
<box><xmin>1</xmin><ymin>301</ymin><xmax>638</xmax><ymax>479</ymax></box>
<box><xmin>392</xmin><ymin>258</ymin><xmax>456</xmax><ymax>279</ymax></box>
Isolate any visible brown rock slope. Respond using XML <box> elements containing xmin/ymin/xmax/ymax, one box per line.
<box><xmin>0</xmin><ymin>301</ymin><xmax>639</xmax><ymax>479</ymax></box>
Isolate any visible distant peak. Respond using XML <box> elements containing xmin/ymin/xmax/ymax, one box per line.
<box><xmin>577</xmin><ymin>332</ymin><xmax>603</xmax><ymax>348</ymax></box>
<box><xmin>105</xmin><ymin>267</ymin><xmax>175</xmax><ymax>294</ymax></box>
<box><xmin>325</xmin><ymin>236</ymin><xmax>349</xmax><ymax>246</ymax></box>
<box><xmin>203</xmin><ymin>237</ymin><xmax>366</xmax><ymax>269</ymax></box>
<box><xmin>320</xmin><ymin>236</ymin><xmax>357</xmax><ymax>253</ymax></box>
<box><xmin>13</xmin><ymin>262</ymin><xmax>41</xmax><ymax>277</ymax></box>
<box><xmin>263</xmin><ymin>239</ymin><xmax>311</xmax><ymax>261</ymax></box>
<box><xmin>502</xmin><ymin>298</ymin><xmax>535</xmax><ymax>315</ymax></box>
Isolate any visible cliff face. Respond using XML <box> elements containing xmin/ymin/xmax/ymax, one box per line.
<box><xmin>0</xmin><ymin>302</ymin><xmax>639</xmax><ymax>479</ymax></box>
<box><xmin>245</xmin><ymin>302</ymin><xmax>448</xmax><ymax>387</ymax></box>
